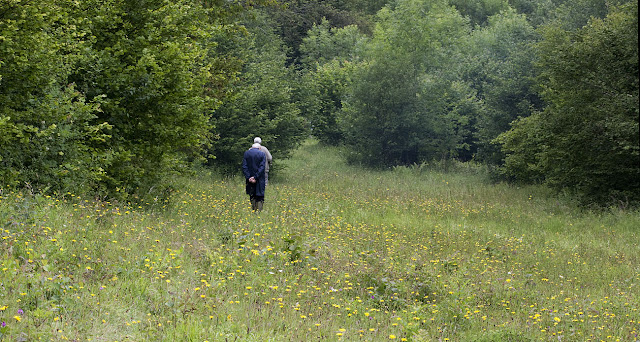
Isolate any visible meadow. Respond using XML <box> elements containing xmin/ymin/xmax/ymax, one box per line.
<box><xmin>1</xmin><ymin>140</ymin><xmax>638</xmax><ymax>341</ymax></box>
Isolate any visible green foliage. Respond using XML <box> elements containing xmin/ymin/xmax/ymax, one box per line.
<box><xmin>547</xmin><ymin>0</ymin><xmax>630</xmax><ymax>30</ymax></box>
<box><xmin>498</xmin><ymin>2</ymin><xmax>639</xmax><ymax>206</ymax></box>
<box><xmin>333</xmin><ymin>0</ymin><xmax>391</xmax><ymax>15</ymax></box>
<box><xmin>1</xmin><ymin>0</ymin><xmax>257</xmax><ymax>199</ymax></box>
<box><xmin>506</xmin><ymin>0</ymin><xmax>625</xmax><ymax>28</ymax></box>
<box><xmin>0</xmin><ymin>86</ymin><xmax>112</xmax><ymax>192</ymax></box>
<box><xmin>0</xmin><ymin>0</ymin><xmax>112</xmax><ymax>192</ymax></box>
<box><xmin>341</xmin><ymin>0</ymin><xmax>473</xmax><ymax>166</ymax></box>
<box><xmin>449</xmin><ymin>0</ymin><xmax>510</xmax><ymax>26</ymax></box>
<box><xmin>298</xmin><ymin>21</ymin><xmax>366</xmax><ymax>145</ymax></box>
<box><xmin>207</xmin><ymin>11</ymin><xmax>308</xmax><ymax>172</ymax></box>
<box><xmin>471</xmin><ymin>329</ymin><xmax>535</xmax><ymax>341</ymax></box>
<box><xmin>461</xmin><ymin>8</ymin><xmax>542</xmax><ymax>165</ymax></box>
<box><xmin>303</xmin><ymin>60</ymin><xmax>358</xmax><ymax>145</ymax></box>
<box><xmin>67</xmin><ymin>0</ymin><xmax>217</xmax><ymax>196</ymax></box>
<box><xmin>265</xmin><ymin>0</ymin><xmax>368</xmax><ymax>63</ymax></box>
<box><xmin>494</xmin><ymin>114</ymin><xmax>546</xmax><ymax>183</ymax></box>
<box><xmin>2</xmin><ymin>0</ymin><xmax>638</xmax><ymax>208</ymax></box>
<box><xmin>299</xmin><ymin>19</ymin><xmax>366</xmax><ymax>66</ymax></box>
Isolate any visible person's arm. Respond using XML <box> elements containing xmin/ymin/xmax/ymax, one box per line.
<box><xmin>241</xmin><ymin>152</ymin><xmax>251</xmax><ymax>179</ymax></box>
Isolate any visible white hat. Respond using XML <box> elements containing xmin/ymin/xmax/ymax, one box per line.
<box><xmin>254</xmin><ymin>137</ymin><xmax>262</xmax><ymax>144</ymax></box>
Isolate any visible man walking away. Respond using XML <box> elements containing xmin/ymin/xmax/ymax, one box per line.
<box><xmin>254</xmin><ymin>137</ymin><xmax>272</xmax><ymax>185</ymax></box>
<box><xmin>242</xmin><ymin>143</ymin><xmax>266</xmax><ymax>212</ymax></box>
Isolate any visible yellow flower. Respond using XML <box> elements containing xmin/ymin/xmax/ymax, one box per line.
<box><xmin>14</xmin><ymin>315</ymin><xmax>21</xmax><ymax>322</ymax></box>
<box><xmin>389</xmin><ymin>335</ymin><xmax>396</xmax><ymax>339</ymax></box>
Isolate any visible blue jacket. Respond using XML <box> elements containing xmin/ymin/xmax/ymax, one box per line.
<box><xmin>242</xmin><ymin>147</ymin><xmax>266</xmax><ymax>196</ymax></box>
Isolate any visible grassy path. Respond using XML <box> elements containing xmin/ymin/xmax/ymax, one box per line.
<box><xmin>1</xmin><ymin>140</ymin><xmax>639</xmax><ymax>341</ymax></box>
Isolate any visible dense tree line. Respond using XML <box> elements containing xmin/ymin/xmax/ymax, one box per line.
<box><xmin>1</xmin><ymin>0</ymin><xmax>637</xmax><ymax>206</ymax></box>
<box><xmin>1</xmin><ymin>0</ymin><xmax>306</xmax><ymax>200</ymax></box>
<box><xmin>498</xmin><ymin>1</ymin><xmax>639</xmax><ymax>205</ymax></box>
<box><xmin>291</xmin><ymin>0</ymin><xmax>638</xmax><ymax>206</ymax></box>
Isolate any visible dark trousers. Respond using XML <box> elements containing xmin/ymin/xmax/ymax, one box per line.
<box><xmin>246</xmin><ymin>182</ymin><xmax>264</xmax><ymax>211</ymax></box>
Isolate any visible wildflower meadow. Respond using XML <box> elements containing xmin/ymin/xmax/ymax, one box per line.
<box><xmin>1</xmin><ymin>140</ymin><xmax>638</xmax><ymax>341</ymax></box>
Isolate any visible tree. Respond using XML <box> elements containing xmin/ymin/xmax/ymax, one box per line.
<box><xmin>498</xmin><ymin>1</ymin><xmax>639</xmax><ymax>205</ymax></box>
<box><xmin>546</xmin><ymin>0</ymin><xmax>629</xmax><ymax>30</ymax></box>
<box><xmin>341</xmin><ymin>0</ymin><xmax>472</xmax><ymax>166</ymax></box>
<box><xmin>331</xmin><ymin>0</ymin><xmax>390</xmax><ymax>15</ymax></box>
<box><xmin>207</xmin><ymin>10</ymin><xmax>308</xmax><ymax>172</ymax></box>
<box><xmin>1</xmin><ymin>0</ymin><xmax>258</xmax><ymax>198</ymax></box>
<box><xmin>461</xmin><ymin>8</ymin><xmax>542</xmax><ymax>165</ymax></box>
<box><xmin>264</xmin><ymin>0</ymin><xmax>373</xmax><ymax>64</ymax></box>
<box><xmin>449</xmin><ymin>0</ymin><xmax>509</xmax><ymax>26</ymax></box>
<box><xmin>298</xmin><ymin>20</ymin><xmax>366</xmax><ymax>145</ymax></box>
<box><xmin>65</xmin><ymin>0</ymin><xmax>225</xmax><ymax>196</ymax></box>
<box><xmin>299</xmin><ymin>19</ymin><xmax>366</xmax><ymax>66</ymax></box>
<box><xmin>0</xmin><ymin>0</ymin><xmax>111</xmax><ymax>193</ymax></box>
<box><xmin>506</xmin><ymin>0</ymin><xmax>629</xmax><ymax>28</ymax></box>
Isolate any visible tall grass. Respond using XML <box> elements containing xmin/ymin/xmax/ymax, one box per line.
<box><xmin>1</xmin><ymin>139</ymin><xmax>638</xmax><ymax>341</ymax></box>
